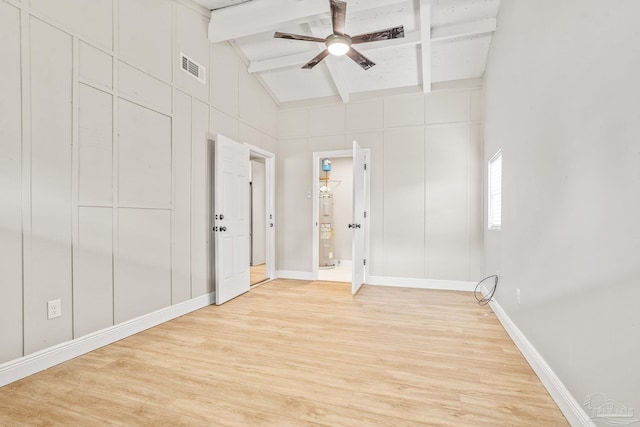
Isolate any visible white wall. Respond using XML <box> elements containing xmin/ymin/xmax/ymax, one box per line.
<box><xmin>277</xmin><ymin>82</ymin><xmax>484</xmax><ymax>283</ymax></box>
<box><xmin>484</xmin><ymin>0</ymin><xmax>640</xmax><ymax>418</ymax></box>
<box><xmin>0</xmin><ymin>0</ymin><xmax>277</xmax><ymax>365</ymax></box>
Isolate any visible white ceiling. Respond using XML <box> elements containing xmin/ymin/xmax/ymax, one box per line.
<box><xmin>193</xmin><ymin>0</ymin><xmax>500</xmax><ymax>104</ymax></box>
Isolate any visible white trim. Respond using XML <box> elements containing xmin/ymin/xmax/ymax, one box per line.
<box><xmin>276</xmin><ymin>270</ymin><xmax>315</xmax><ymax>281</ymax></box>
<box><xmin>367</xmin><ymin>276</ymin><xmax>476</xmax><ymax>292</ymax></box>
<box><xmin>487</xmin><ymin>149</ymin><xmax>502</xmax><ymax>231</ymax></box>
<box><xmin>0</xmin><ymin>292</ymin><xmax>215</xmax><ymax>388</ymax></box>
<box><xmin>481</xmin><ymin>286</ymin><xmax>595</xmax><ymax>427</ymax></box>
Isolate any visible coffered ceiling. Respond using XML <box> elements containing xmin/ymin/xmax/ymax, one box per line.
<box><xmin>193</xmin><ymin>0</ymin><xmax>500</xmax><ymax>103</ymax></box>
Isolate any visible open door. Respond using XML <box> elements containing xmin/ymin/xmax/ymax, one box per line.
<box><xmin>351</xmin><ymin>141</ymin><xmax>367</xmax><ymax>294</ymax></box>
<box><xmin>214</xmin><ymin>134</ymin><xmax>250</xmax><ymax>305</ymax></box>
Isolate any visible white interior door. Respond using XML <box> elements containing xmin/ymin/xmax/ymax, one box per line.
<box><xmin>214</xmin><ymin>134</ymin><xmax>250</xmax><ymax>305</ymax></box>
<box><xmin>352</xmin><ymin>141</ymin><xmax>367</xmax><ymax>294</ymax></box>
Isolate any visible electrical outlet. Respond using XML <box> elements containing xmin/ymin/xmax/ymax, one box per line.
<box><xmin>47</xmin><ymin>299</ymin><xmax>61</xmax><ymax>319</ymax></box>
<box><xmin>516</xmin><ymin>288</ymin><xmax>521</xmax><ymax>305</ymax></box>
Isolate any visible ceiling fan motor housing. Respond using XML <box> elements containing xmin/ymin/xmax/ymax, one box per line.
<box><xmin>326</xmin><ymin>34</ymin><xmax>352</xmax><ymax>56</ymax></box>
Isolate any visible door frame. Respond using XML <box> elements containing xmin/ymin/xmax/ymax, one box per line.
<box><xmin>311</xmin><ymin>148</ymin><xmax>370</xmax><ymax>281</ymax></box>
<box><xmin>245</xmin><ymin>143</ymin><xmax>276</xmax><ymax>283</ymax></box>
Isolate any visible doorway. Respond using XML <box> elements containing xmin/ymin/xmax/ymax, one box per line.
<box><xmin>312</xmin><ymin>146</ymin><xmax>370</xmax><ymax>289</ymax></box>
<box><xmin>250</xmin><ymin>155</ymin><xmax>268</xmax><ymax>285</ymax></box>
<box><xmin>316</xmin><ymin>154</ymin><xmax>353</xmax><ymax>282</ymax></box>
<box><xmin>247</xmin><ymin>145</ymin><xmax>275</xmax><ymax>287</ymax></box>
<box><xmin>211</xmin><ymin>135</ymin><xmax>275</xmax><ymax>305</ymax></box>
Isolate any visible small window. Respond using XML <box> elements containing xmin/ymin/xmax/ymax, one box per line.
<box><xmin>488</xmin><ymin>150</ymin><xmax>502</xmax><ymax>231</ymax></box>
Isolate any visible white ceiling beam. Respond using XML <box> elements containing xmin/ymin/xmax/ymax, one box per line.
<box><xmin>208</xmin><ymin>0</ymin><xmax>409</xmax><ymax>43</ymax></box>
<box><xmin>431</xmin><ymin>18</ymin><xmax>496</xmax><ymax>42</ymax></box>
<box><xmin>419</xmin><ymin>0</ymin><xmax>431</xmax><ymax>93</ymax></box>
<box><xmin>248</xmin><ymin>19</ymin><xmax>496</xmax><ymax>74</ymax></box>
<box><xmin>308</xmin><ymin>21</ymin><xmax>350</xmax><ymax>103</ymax></box>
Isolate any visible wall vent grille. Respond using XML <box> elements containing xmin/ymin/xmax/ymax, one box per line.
<box><xmin>180</xmin><ymin>53</ymin><xmax>206</xmax><ymax>84</ymax></box>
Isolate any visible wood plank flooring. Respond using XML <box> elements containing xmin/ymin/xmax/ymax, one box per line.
<box><xmin>0</xmin><ymin>280</ymin><xmax>568</xmax><ymax>426</ymax></box>
<box><xmin>250</xmin><ymin>263</ymin><xmax>268</xmax><ymax>286</ymax></box>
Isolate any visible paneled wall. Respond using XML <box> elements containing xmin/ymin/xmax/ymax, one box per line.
<box><xmin>0</xmin><ymin>0</ymin><xmax>277</xmax><ymax>364</ymax></box>
<box><xmin>277</xmin><ymin>83</ymin><xmax>483</xmax><ymax>282</ymax></box>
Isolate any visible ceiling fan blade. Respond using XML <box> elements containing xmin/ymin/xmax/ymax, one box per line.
<box><xmin>302</xmin><ymin>49</ymin><xmax>330</xmax><ymax>69</ymax></box>
<box><xmin>274</xmin><ymin>32</ymin><xmax>325</xmax><ymax>43</ymax></box>
<box><xmin>330</xmin><ymin>0</ymin><xmax>347</xmax><ymax>35</ymax></box>
<box><xmin>351</xmin><ymin>25</ymin><xmax>405</xmax><ymax>44</ymax></box>
<box><xmin>346</xmin><ymin>47</ymin><xmax>375</xmax><ymax>70</ymax></box>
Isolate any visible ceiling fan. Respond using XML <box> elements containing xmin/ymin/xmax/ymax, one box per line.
<box><xmin>273</xmin><ymin>0</ymin><xmax>405</xmax><ymax>70</ymax></box>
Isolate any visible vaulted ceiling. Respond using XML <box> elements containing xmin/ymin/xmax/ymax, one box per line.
<box><xmin>193</xmin><ymin>0</ymin><xmax>500</xmax><ymax>104</ymax></box>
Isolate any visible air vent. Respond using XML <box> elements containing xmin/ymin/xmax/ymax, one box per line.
<box><xmin>180</xmin><ymin>53</ymin><xmax>206</xmax><ymax>84</ymax></box>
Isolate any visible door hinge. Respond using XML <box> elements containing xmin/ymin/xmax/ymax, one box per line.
<box><xmin>363</xmin><ymin>259</ymin><xmax>366</xmax><ymax>266</ymax></box>
<box><xmin>364</xmin><ymin>163</ymin><xmax>367</xmax><ymax>171</ymax></box>
<box><xmin>363</xmin><ymin>211</ymin><xmax>367</xmax><ymax>218</ymax></box>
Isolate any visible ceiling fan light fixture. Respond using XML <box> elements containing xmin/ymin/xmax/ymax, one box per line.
<box><xmin>326</xmin><ymin>34</ymin><xmax>351</xmax><ymax>56</ymax></box>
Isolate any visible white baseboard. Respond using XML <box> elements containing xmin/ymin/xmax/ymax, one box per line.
<box><xmin>481</xmin><ymin>286</ymin><xmax>595</xmax><ymax>427</ymax></box>
<box><xmin>367</xmin><ymin>276</ymin><xmax>476</xmax><ymax>292</ymax></box>
<box><xmin>275</xmin><ymin>272</ymin><xmax>476</xmax><ymax>292</ymax></box>
<box><xmin>0</xmin><ymin>292</ymin><xmax>215</xmax><ymax>388</ymax></box>
<box><xmin>276</xmin><ymin>270</ymin><xmax>314</xmax><ymax>281</ymax></box>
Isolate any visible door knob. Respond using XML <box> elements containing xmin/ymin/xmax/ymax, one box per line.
<box><xmin>220</xmin><ymin>226</ymin><xmax>227</xmax><ymax>232</ymax></box>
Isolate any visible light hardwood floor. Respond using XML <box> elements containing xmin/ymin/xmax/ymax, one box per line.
<box><xmin>0</xmin><ymin>280</ymin><xmax>568</xmax><ymax>426</ymax></box>
<box><xmin>250</xmin><ymin>263</ymin><xmax>268</xmax><ymax>286</ymax></box>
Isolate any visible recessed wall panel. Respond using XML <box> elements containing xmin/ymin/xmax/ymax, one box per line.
<box><xmin>384</xmin><ymin>93</ymin><xmax>424</xmax><ymax>128</ymax></box>
<box><xmin>116</xmin><ymin>209</ymin><xmax>171</xmax><ymax>323</ymax></box>
<box><xmin>347</xmin><ymin>100</ymin><xmax>383</xmax><ymax>131</ymax></box>
<box><xmin>425</xmin><ymin>89</ymin><xmax>471</xmax><ymax>124</ymax></box>
<box><xmin>468</xmin><ymin>124</ymin><xmax>483</xmax><ymax>279</ymax></box>
<box><xmin>309</xmin><ymin>104</ymin><xmax>345</xmax><ymax>136</ymax></box>
<box><xmin>79</xmin><ymin>84</ymin><xmax>113</xmax><ymax>202</ymax></box>
<box><xmin>118</xmin><ymin>100</ymin><xmax>171</xmax><ymax>206</ymax></box>
<box><xmin>173</xmin><ymin>91</ymin><xmax>192</xmax><ymax>304</ymax></box>
<box><xmin>118</xmin><ymin>61</ymin><xmax>172</xmax><ymax>115</ymax></box>
<box><xmin>211</xmin><ymin>108</ymin><xmax>239</xmax><ymax>142</ymax></box>
<box><xmin>191</xmin><ymin>99</ymin><xmax>210</xmax><ymax>296</ymax></box>
<box><xmin>383</xmin><ymin>127</ymin><xmax>425</xmax><ymax>278</ymax></box>
<box><xmin>25</xmin><ymin>18</ymin><xmax>73</xmax><ymax>354</ymax></box>
<box><xmin>278</xmin><ymin>109</ymin><xmax>308</xmax><ymax>139</ymax></box>
<box><xmin>240</xmin><ymin>123</ymin><xmax>269</xmax><ymax>151</ymax></box>
<box><xmin>119</xmin><ymin>0</ymin><xmax>172</xmax><ymax>82</ymax></box>
<box><xmin>239</xmin><ymin>68</ymin><xmax>262</xmax><ymax>128</ymax></box>
<box><xmin>425</xmin><ymin>125</ymin><xmax>470</xmax><ymax>280</ymax></box>
<box><xmin>309</xmin><ymin>134</ymin><xmax>347</xmax><ymax>152</ymax></box>
<box><xmin>261</xmin><ymin>92</ymin><xmax>278</xmax><ymax>138</ymax></box>
<box><xmin>210</xmin><ymin>42</ymin><xmax>239</xmax><ymax>116</ymax></box>
<box><xmin>73</xmin><ymin>207</ymin><xmax>113</xmax><ymax>337</ymax></box>
<box><xmin>30</xmin><ymin>0</ymin><xmax>112</xmax><ymax>50</ymax></box>
<box><xmin>0</xmin><ymin>1</ymin><xmax>23</xmax><ymax>363</ymax></box>
<box><xmin>79</xmin><ymin>41</ymin><xmax>112</xmax><ymax>89</ymax></box>
<box><xmin>277</xmin><ymin>138</ymin><xmax>311</xmax><ymax>271</ymax></box>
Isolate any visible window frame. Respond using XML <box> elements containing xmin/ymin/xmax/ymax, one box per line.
<box><xmin>487</xmin><ymin>149</ymin><xmax>502</xmax><ymax>231</ymax></box>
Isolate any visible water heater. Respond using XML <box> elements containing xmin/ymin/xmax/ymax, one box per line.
<box><xmin>319</xmin><ymin>189</ymin><xmax>335</xmax><ymax>268</ymax></box>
